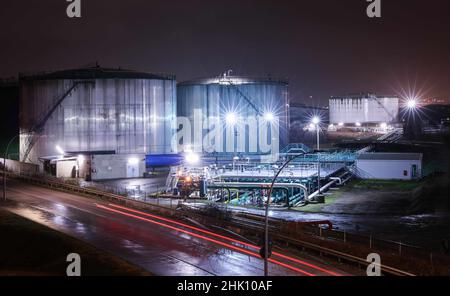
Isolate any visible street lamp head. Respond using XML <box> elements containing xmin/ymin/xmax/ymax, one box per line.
<box><xmin>263</xmin><ymin>112</ymin><xmax>275</xmax><ymax>122</ymax></box>
<box><xmin>311</xmin><ymin>116</ymin><xmax>320</xmax><ymax>125</ymax></box>
<box><xmin>225</xmin><ymin>112</ymin><xmax>237</xmax><ymax>125</ymax></box>
<box><xmin>55</xmin><ymin>145</ymin><xmax>65</xmax><ymax>156</ymax></box>
<box><xmin>407</xmin><ymin>99</ymin><xmax>417</xmax><ymax>109</ymax></box>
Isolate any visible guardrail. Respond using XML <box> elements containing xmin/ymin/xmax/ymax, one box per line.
<box><xmin>273</xmin><ymin>233</ymin><xmax>415</xmax><ymax>276</ymax></box>
<box><xmin>3</xmin><ymin>171</ymin><xmax>158</xmax><ymax>205</ymax></box>
<box><xmin>237</xmin><ymin>211</ymin><xmax>427</xmax><ymax>255</ymax></box>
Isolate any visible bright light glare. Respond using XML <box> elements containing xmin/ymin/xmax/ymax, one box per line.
<box><xmin>185</xmin><ymin>152</ymin><xmax>200</xmax><ymax>165</ymax></box>
<box><xmin>355</xmin><ymin>122</ymin><xmax>361</xmax><ymax>127</ymax></box>
<box><xmin>55</xmin><ymin>145</ymin><xmax>65</xmax><ymax>155</ymax></box>
<box><xmin>338</xmin><ymin>122</ymin><xmax>344</xmax><ymax>127</ymax></box>
<box><xmin>380</xmin><ymin>122</ymin><xmax>387</xmax><ymax>129</ymax></box>
<box><xmin>77</xmin><ymin>154</ymin><xmax>84</xmax><ymax>162</ymax></box>
<box><xmin>311</xmin><ymin>116</ymin><xmax>320</xmax><ymax>125</ymax></box>
<box><xmin>128</xmin><ymin>157</ymin><xmax>139</xmax><ymax>165</ymax></box>
<box><xmin>263</xmin><ymin>112</ymin><xmax>275</xmax><ymax>122</ymax></box>
<box><xmin>225</xmin><ymin>112</ymin><xmax>237</xmax><ymax>125</ymax></box>
<box><xmin>407</xmin><ymin>99</ymin><xmax>417</xmax><ymax>109</ymax></box>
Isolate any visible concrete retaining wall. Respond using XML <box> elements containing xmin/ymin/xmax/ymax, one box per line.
<box><xmin>90</xmin><ymin>154</ymin><xmax>146</xmax><ymax>180</ymax></box>
<box><xmin>0</xmin><ymin>158</ymin><xmax>39</xmax><ymax>175</ymax></box>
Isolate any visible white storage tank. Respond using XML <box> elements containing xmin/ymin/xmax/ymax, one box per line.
<box><xmin>19</xmin><ymin>66</ymin><xmax>177</xmax><ymax>178</ymax></box>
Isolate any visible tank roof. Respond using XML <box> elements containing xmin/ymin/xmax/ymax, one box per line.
<box><xmin>19</xmin><ymin>66</ymin><xmax>175</xmax><ymax>81</ymax></box>
<box><xmin>330</xmin><ymin>93</ymin><xmax>399</xmax><ymax>100</ymax></box>
<box><xmin>0</xmin><ymin>77</ymin><xmax>18</xmax><ymax>87</ymax></box>
<box><xmin>178</xmin><ymin>75</ymin><xmax>288</xmax><ymax>86</ymax></box>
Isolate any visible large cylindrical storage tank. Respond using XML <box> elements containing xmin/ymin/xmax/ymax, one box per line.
<box><xmin>19</xmin><ymin>67</ymin><xmax>176</xmax><ymax>178</ymax></box>
<box><xmin>329</xmin><ymin>93</ymin><xmax>399</xmax><ymax>125</ymax></box>
<box><xmin>177</xmin><ymin>76</ymin><xmax>289</xmax><ymax>157</ymax></box>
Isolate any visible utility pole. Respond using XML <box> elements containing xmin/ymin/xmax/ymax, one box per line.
<box><xmin>264</xmin><ymin>152</ymin><xmax>307</xmax><ymax>276</ymax></box>
<box><xmin>3</xmin><ymin>134</ymin><xmax>20</xmax><ymax>201</ymax></box>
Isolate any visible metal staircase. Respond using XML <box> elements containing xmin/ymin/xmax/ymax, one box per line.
<box><xmin>21</xmin><ymin>80</ymin><xmax>95</xmax><ymax>162</ymax></box>
<box><xmin>371</xmin><ymin>94</ymin><xmax>397</xmax><ymax>123</ymax></box>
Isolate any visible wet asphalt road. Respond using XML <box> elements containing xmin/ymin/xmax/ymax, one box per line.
<box><xmin>1</xmin><ymin>180</ymin><xmax>346</xmax><ymax>276</ymax></box>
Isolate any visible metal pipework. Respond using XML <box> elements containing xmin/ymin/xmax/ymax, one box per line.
<box><xmin>308</xmin><ymin>179</ymin><xmax>339</xmax><ymax>201</ymax></box>
<box><xmin>329</xmin><ymin>170</ymin><xmax>351</xmax><ymax>185</ymax></box>
<box><xmin>209</xmin><ymin>182</ymin><xmax>308</xmax><ymax>199</ymax></box>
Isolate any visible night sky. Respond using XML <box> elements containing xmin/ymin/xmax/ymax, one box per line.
<box><xmin>1</xmin><ymin>0</ymin><xmax>449</xmax><ymax>105</ymax></box>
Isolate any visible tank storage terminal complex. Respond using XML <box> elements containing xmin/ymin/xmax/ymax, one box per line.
<box><xmin>2</xmin><ymin>66</ymin><xmax>429</xmax><ymax>209</ymax></box>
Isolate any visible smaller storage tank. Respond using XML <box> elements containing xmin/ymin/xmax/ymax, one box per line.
<box><xmin>329</xmin><ymin>93</ymin><xmax>399</xmax><ymax>125</ymax></box>
<box><xmin>177</xmin><ymin>74</ymin><xmax>289</xmax><ymax>157</ymax></box>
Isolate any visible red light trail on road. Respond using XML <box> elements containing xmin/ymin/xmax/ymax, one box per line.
<box><xmin>106</xmin><ymin>203</ymin><xmax>341</xmax><ymax>276</ymax></box>
<box><xmin>95</xmin><ymin>203</ymin><xmax>315</xmax><ymax>276</ymax></box>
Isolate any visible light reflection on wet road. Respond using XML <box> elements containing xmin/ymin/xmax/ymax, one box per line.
<box><xmin>2</xmin><ymin>180</ymin><xmax>346</xmax><ymax>276</ymax></box>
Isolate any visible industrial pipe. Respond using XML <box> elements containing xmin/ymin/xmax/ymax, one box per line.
<box><xmin>307</xmin><ymin>179</ymin><xmax>338</xmax><ymax>201</ymax></box>
<box><xmin>209</xmin><ymin>182</ymin><xmax>308</xmax><ymax>199</ymax></box>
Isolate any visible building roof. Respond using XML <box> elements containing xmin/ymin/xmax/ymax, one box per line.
<box><xmin>330</xmin><ymin>92</ymin><xmax>399</xmax><ymax>100</ymax></box>
<box><xmin>178</xmin><ymin>75</ymin><xmax>288</xmax><ymax>86</ymax></box>
<box><xmin>19</xmin><ymin>66</ymin><xmax>175</xmax><ymax>81</ymax></box>
<box><xmin>0</xmin><ymin>78</ymin><xmax>18</xmax><ymax>87</ymax></box>
<box><xmin>357</xmin><ymin>152</ymin><xmax>422</xmax><ymax>161</ymax></box>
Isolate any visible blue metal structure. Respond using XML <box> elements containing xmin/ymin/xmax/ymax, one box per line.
<box><xmin>145</xmin><ymin>154</ymin><xmax>183</xmax><ymax>167</ymax></box>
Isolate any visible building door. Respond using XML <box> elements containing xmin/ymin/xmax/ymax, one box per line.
<box><xmin>126</xmin><ymin>162</ymin><xmax>139</xmax><ymax>178</ymax></box>
<box><xmin>411</xmin><ymin>164</ymin><xmax>418</xmax><ymax>179</ymax></box>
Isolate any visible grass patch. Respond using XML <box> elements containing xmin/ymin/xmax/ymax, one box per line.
<box><xmin>351</xmin><ymin>179</ymin><xmax>422</xmax><ymax>191</ymax></box>
<box><xmin>291</xmin><ymin>190</ymin><xmax>342</xmax><ymax>212</ymax></box>
<box><xmin>0</xmin><ymin>208</ymin><xmax>150</xmax><ymax>276</ymax></box>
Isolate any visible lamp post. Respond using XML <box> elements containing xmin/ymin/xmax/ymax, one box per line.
<box><xmin>232</xmin><ymin>156</ymin><xmax>239</xmax><ymax>171</ymax></box>
<box><xmin>404</xmin><ymin>98</ymin><xmax>420</xmax><ymax>139</ymax></box>
<box><xmin>311</xmin><ymin>116</ymin><xmax>321</xmax><ymax>195</ymax></box>
<box><xmin>263</xmin><ymin>152</ymin><xmax>306</xmax><ymax>276</ymax></box>
<box><xmin>3</xmin><ymin>134</ymin><xmax>20</xmax><ymax>201</ymax></box>
<box><xmin>312</xmin><ymin>116</ymin><xmax>320</xmax><ymax>151</ymax></box>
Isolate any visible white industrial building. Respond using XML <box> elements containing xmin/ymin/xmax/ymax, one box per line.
<box><xmin>355</xmin><ymin>152</ymin><xmax>422</xmax><ymax>180</ymax></box>
<box><xmin>329</xmin><ymin>93</ymin><xmax>399</xmax><ymax>125</ymax></box>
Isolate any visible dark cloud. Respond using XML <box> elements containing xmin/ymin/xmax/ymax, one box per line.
<box><xmin>0</xmin><ymin>0</ymin><xmax>449</xmax><ymax>104</ymax></box>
